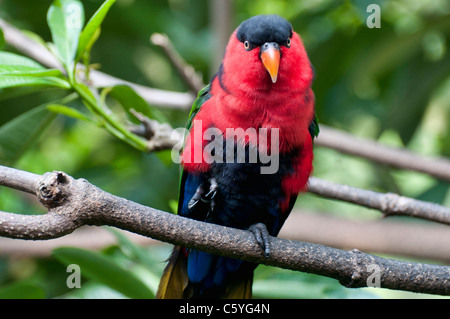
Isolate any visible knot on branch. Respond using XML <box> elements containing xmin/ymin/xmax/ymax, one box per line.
<box><xmin>341</xmin><ymin>248</ymin><xmax>367</xmax><ymax>288</ymax></box>
<box><xmin>129</xmin><ymin>109</ymin><xmax>181</xmax><ymax>152</ymax></box>
<box><xmin>380</xmin><ymin>193</ymin><xmax>409</xmax><ymax>216</ymax></box>
<box><xmin>36</xmin><ymin>171</ymin><xmax>70</xmax><ymax>208</ymax></box>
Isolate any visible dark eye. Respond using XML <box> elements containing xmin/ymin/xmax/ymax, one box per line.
<box><xmin>286</xmin><ymin>38</ymin><xmax>291</xmax><ymax>48</ymax></box>
<box><xmin>244</xmin><ymin>40</ymin><xmax>250</xmax><ymax>51</ymax></box>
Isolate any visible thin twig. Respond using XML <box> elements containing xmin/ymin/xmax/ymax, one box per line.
<box><xmin>315</xmin><ymin>126</ymin><xmax>450</xmax><ymax>181</ymax></box>
<box><xmin>88</xmin><ymin>69</ymin><xmax>194</xmax><ymax>109</ymax></box>
<box><xmin>282</xmin><ymin>211</ymin><xmax>450</xmax><ymax>263</ymax></box>
<box><xmin>150</xmin><ymin>33</ymin><xmax>204</xmax><ymax>93</ymax></box>
<box><xmin>0</xmin><ymin>165</ymin><xmax>449</xmax><ymax>295</ymax></box>
<box><xmin>308</xmin><ymin>177</ymin><xmax>450</xmax><ymax>225</ymax></box>
<box><xmin>0</xmin><ymin>165</ymin><xmax>39</xmax><ymax>195</ymax></box>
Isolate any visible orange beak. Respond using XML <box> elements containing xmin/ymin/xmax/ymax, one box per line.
<box><xmin>260</xmin><ymin>42</ymin><xmax>280</xmax><ymax>83</ymax></box>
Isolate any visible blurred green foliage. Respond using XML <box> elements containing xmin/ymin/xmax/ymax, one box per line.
<box><xmin>0</xmin><ymin>0</ymin><xmax>449</xmax><ymax>299</ymax></box>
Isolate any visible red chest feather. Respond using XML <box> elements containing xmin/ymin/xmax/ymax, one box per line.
<box><xmin>181</xmin><ymin>30</ymin><xmax>315</xmax><ymax>195</ymax></box>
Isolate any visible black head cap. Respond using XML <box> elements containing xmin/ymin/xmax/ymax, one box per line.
<box><xmin>236</xmin><ymin>15</ymin><xmax>293</xmax><ymax>46</ymax></box>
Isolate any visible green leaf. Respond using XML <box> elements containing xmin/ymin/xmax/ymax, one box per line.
<box><xmin>73</xmin><ymin>82</ymin><xmax>148</xmax><ymax>151</ymax></box>
<box><xmin>47</xmin><ymin>0</ymin><xmax>84</xmax><ymax>72</ymax></box>
<box><xmin>60</xmin><ymin>281</ymin><xmax>128</xmax><ymax>298</ymax></box>
<box><xmin>47</xmin><ymin>103</ymin><xmax>95</xmax><ymax>123</ymax></box>
<box><xmin>108</xmin><ymin>228</ymin><xmax>155</xmax><ymax>268</ymax></box>
<box><xmin>53</xmin><ymin>247</ymin><xmax>154</xmax><ymax>299</ymax></box>
<box><xmin>0</xmin><ymin>281</ymin><xmax>45</xmax><ymax>299</ymax></box>
<box><xmin>0</xmin><ymin>104</ymin><xmax>57</xmax><ymax>166</ymax></box>
<box><xmin>0</xmin><ymin>86</ymin><xmax>46</xmax><ymax>102</ymax></box>
<box><xmin>0</xmin><ymin>51</ymin><xmax>45</xmax><ymax>69</ymax></box>
<box><xmin>21</xmin><ymin>30</ymin><xmax>50</xmax><ymax>49</ymax></box>
<box><xmin>168</xmin><ymin>199</ymin><xmax>178</xmax><ymax>214</ymax></box>
<box><xmin>108</xmin><ymin>84</ymin><xmax>167</xmax><ymax>123</ymax></box>
<box><xmin>253</xmin><ymin>279</ymin><xmax>327</xmax><ymax>299</ymax></box>
<box><xmin>0</xmin><ymin>28</ymin><xmax>5</xmax><ymax>50</ymax></box>
<box><xmin>76</xmin><ymin>0</ymin><xmax>116</xmax><ymax>61</ymax></box>
<box><xmin>0</xmin><ymin>65</ymin><xmax>64</xmax><ymax>77</ymax></box>
<box><xmin>0</xmin><ymin>52</ymin><xmax>67</xmax><ymax>89</ymax></box>
<box><xmin>0</xmin><ymin>75</ymin><xmax>70</xmax><ymax>89</ymax></box>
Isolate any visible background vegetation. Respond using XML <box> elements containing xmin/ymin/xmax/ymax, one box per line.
<box><xmin>0</xmin><ymin>0</ymin><xmax>449</xmax><ymax>298</ymax></box>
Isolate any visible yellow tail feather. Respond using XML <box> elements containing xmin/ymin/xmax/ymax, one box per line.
<box><xmin>156</xmin><ymin>247</ymin><xmax>253</xmax><ymax>299</ymax></box>
<box><xmin>156</xmin><ymin>247</ymin><xmax>189</xmax><ymax>299</ymax></box>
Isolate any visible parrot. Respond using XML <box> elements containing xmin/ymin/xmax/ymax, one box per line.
<box><xmin>156</xmin><ymin>14</ymin><xmax>318</xmax><ymax>299</ymax></box>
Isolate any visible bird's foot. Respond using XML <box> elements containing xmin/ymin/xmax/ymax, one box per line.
<box><xmin>188</xmin><ymin>178</ymin><xmax>218</xmax><ymax>212</ymax></box>
<box><xmin>249</xmin><ymin>223</ymin><xmax>271</xmax><ymax>258</ymax></box>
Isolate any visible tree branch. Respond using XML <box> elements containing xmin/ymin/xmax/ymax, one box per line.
<box><xmin>0</xmin><ymin>165</ymin><xmax>449</xmax><ymax>295</ymax></box>
<box><xmin>308</xmin><ymin>177</ymin><xmax>450</xmax><ymax>225</ymax></box>
<box><xmin>150</xmin><ymin>33</ymin><xmax>204</xmax><ymax>93</ymax></box>
<box><xmin>315</xmin><ymin>126</ymin><xmax>450</xmax><ymax>181</ymax></box>
<box><xmin>282</xmin><ymin>211</ymin><xmax>450</xmax><ymax>263</ymax></box>
<box><xmin>0</xmin><ymin>165</ymin><xmax>39</xmax><ymax>195</ymax></box>
<box><xmin>129</xmin><ymin>109</ymin><xmax>183</xmax><ymax>152</ymax></box>
<box><xmin>3</xmin><ymin>211</ymin><xmax>450</xmax><ymax>264</ymax></box>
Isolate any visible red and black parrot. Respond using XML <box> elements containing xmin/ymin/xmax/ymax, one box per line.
<box><xmin>157</xmin><ymin>14</ymin><xmax>318</xmax><ymax>299</ymax></box>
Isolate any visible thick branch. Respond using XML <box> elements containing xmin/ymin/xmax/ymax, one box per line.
<box><xmin>0</xmin><ymin>165</ymin><xmax>449</xmax><ymax>295</ymax></box>
<box><xmin>3</xmin><ymin>212</ymin><xmax>450</xmax><ymax>264</ymax></box>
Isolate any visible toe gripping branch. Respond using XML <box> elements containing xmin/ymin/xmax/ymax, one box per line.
<box><xmin>188</xmin><ymin>178</ymin><xmax>218</xmax><ymax>213</ymax></box>
<box><xmin>249</xmin><ymin>223</ymin><xmax>271</xmax><ymax>258</ymax></box>
<box><xmin>187</xmin><ymin>178</ymin><xmax>271</xmax><ymax>258</ymax></box>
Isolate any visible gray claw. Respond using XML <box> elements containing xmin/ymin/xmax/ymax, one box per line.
<box><xmin>188</xmin><ymin>183</ymin><xmax>205</xmax><ymax>210</ymax></box>
<box><xmin>205</xmin><ymin>178</ymin><xmax>218</xmax><ymax>199</ymax></box>
<box><xmin>188</xmin><ymin>178</ymin><xmax>218</xmax><ymax>212</ymax></box>
<box><xmin>249</xmin><ymin>223</ymin><xmax>271</xmax><ymax>258</ymax></box>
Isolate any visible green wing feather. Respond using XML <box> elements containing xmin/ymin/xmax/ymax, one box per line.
<box><xmin>308</xmin><ymin>113</ymin><xmax>319</xmax><ymax>140</ymax></box>
<box><xmin>186</xmin><ymin>83</ymin><xmax>211</xmax><ymax>131</ymax></box>
<box><xmin>175</xmin><ymin>84</ymin><xmax>212</xmax><ymax>214</ymax></box>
